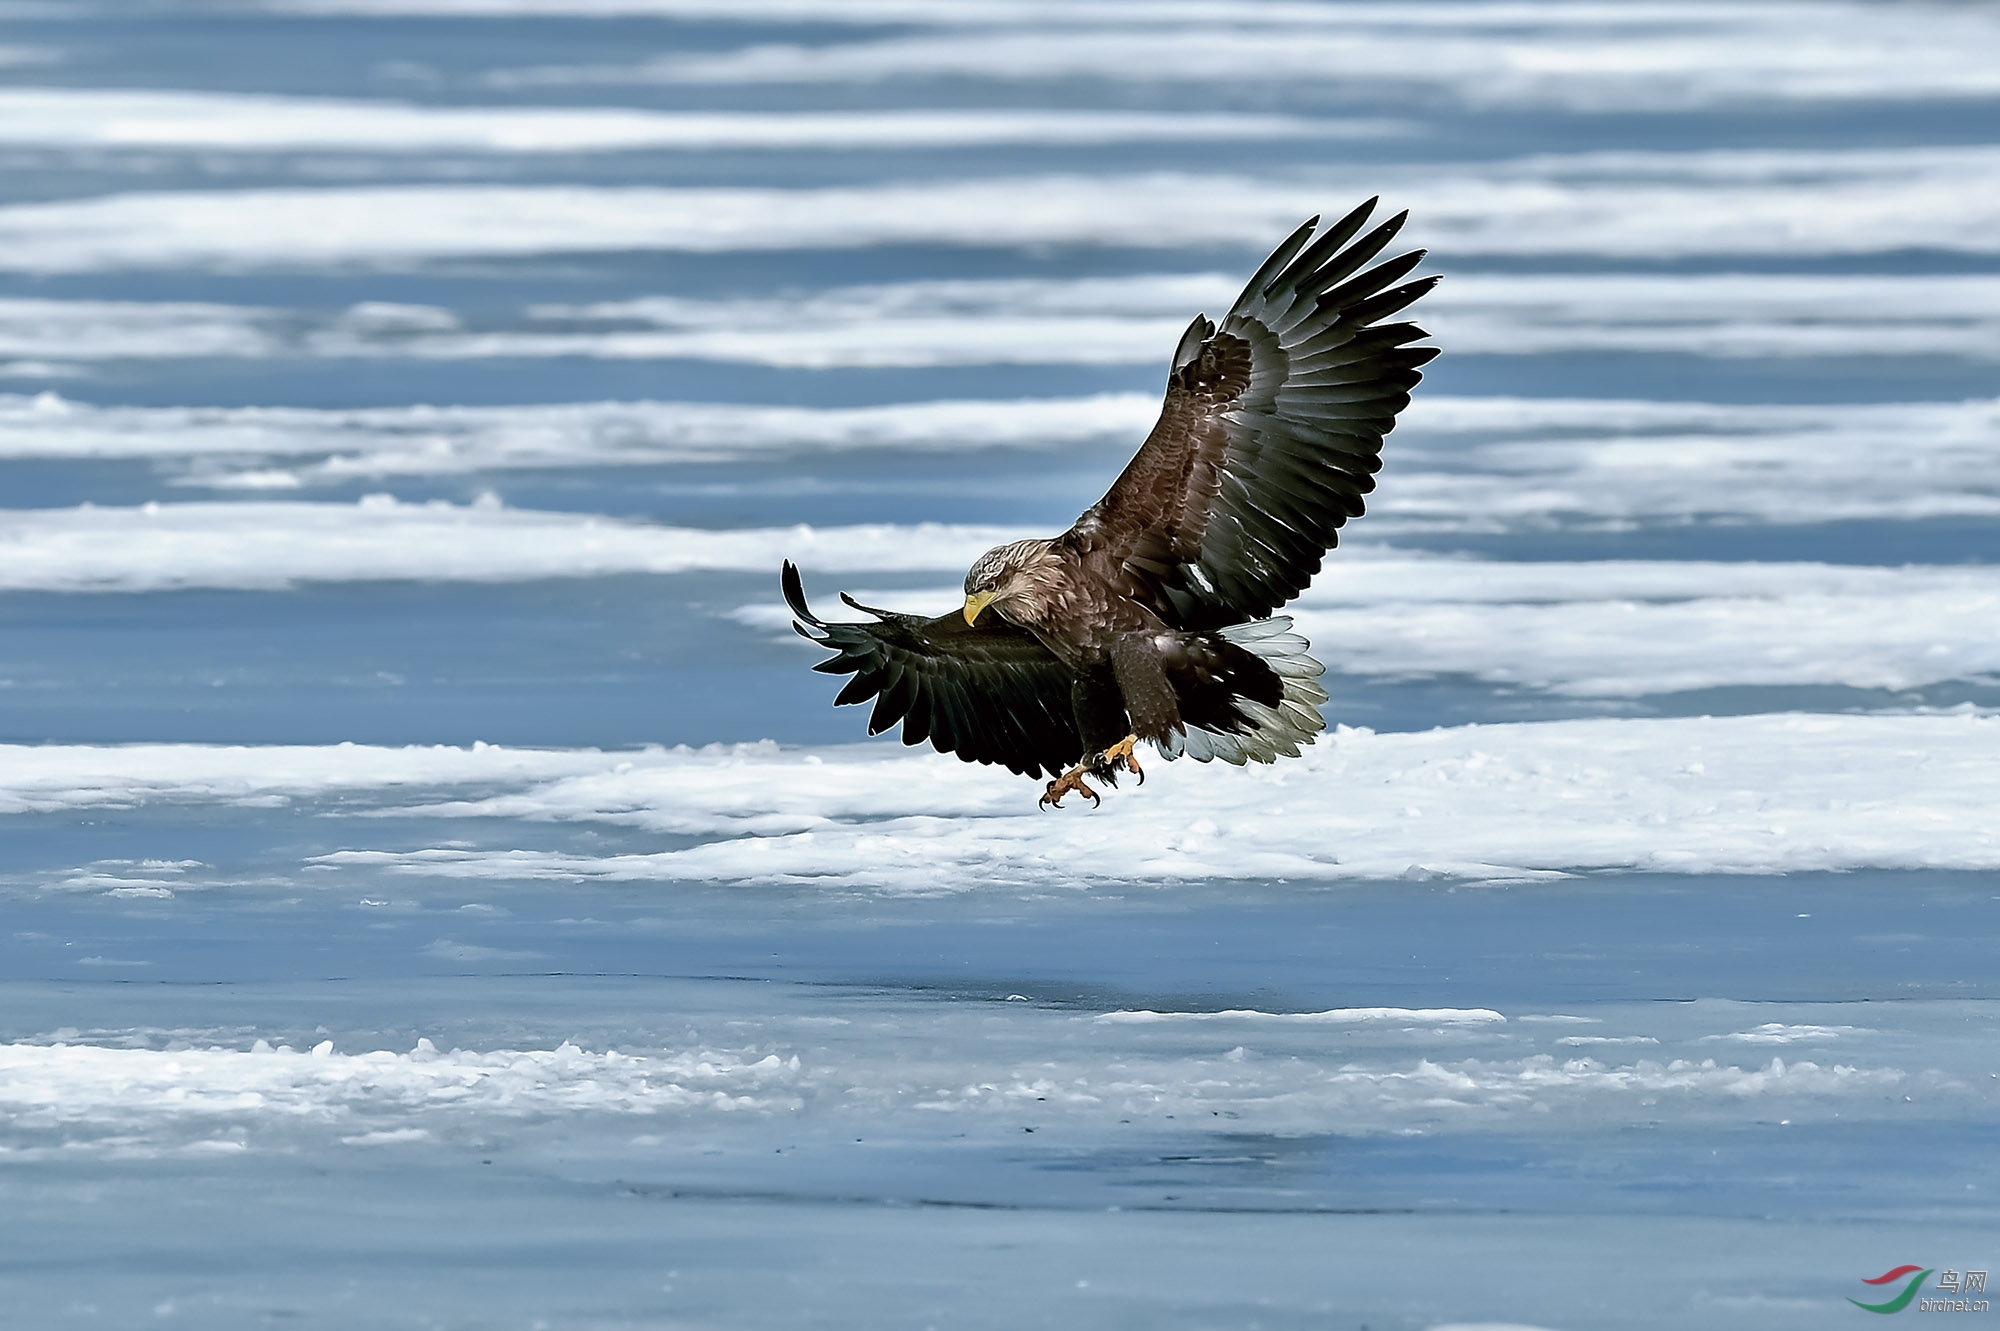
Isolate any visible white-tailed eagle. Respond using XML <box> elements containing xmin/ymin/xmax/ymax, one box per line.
<box><xmin>784</xmin><ymin>200</ymin><xmax>1438</xmax><ymax>807</ymax></box>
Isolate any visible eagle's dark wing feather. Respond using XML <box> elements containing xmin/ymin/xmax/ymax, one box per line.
<box><xmin>1071</xmin><ymin>200</ymin><xmax>1439</xmax><ymax>624</ymax></box>
<box><xmin>782</xmin><ymin>561</ymin><xmax>1083</xmax><ymax>778</ymax></box>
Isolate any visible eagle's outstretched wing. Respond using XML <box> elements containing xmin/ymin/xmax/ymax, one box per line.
<box><xmin>1069</xmin><ymin>200</ymin><xmax>1438</xmax><ymax>625</ymax></box>
<box><xmin>782</xmin><ymin>561</ymin><xmax>1083</xmax><ymax>778</ymax></box>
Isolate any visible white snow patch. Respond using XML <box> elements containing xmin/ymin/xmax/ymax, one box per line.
<box><xmin>10</xmin><ymin>716</ymin><xmax>2000</xmax><ymax>887</ymax></box>
<box><xmin>492</xmin><ymin>2</ymin><xmax>2000</xmax><ymax>111</ymax></box>
<box><xmin>1285</xmin><ymin>560</ymin><xmax>2000</xmax><ymax>696</ymax></box>
<box><xmin>879</xmin><ymin>1047</ymin><xmax>1905</xmax><ymax>1134</ymax></box>
<box><xmin>0</xmin><ymin>90</ymin><xmax>1351</xmax><ymax>154</ymax></box>
<box><xmin>339</xmin><ymin>1127</ymin><xmax>433</xmax><ymax>1145</ymax></box>
<box><xmin>0</xmin><ymin>392</ymin><xmax>1153</xmax><ymax>479</ymax></box>
<box><xmin>422</xmin><ymin>938</ymin><xmax>542</xmax><ymax>961</ymax></box>
<box><xmin>0</xmin><ymin>298</ymin><xmax>283</xmax><ymax>361</ymax></box>
<box><xmin>1431</xmin><ymin>273</ymin><xmax>2000</xmax><ymax>362</ymax></box>
<box><xmin>0</xmin><ymin>741</ymin><xmax>634</xmax><ymax>814</ymax></box>
<box><xmin>487</xmin><ymin>276</ymin><xmax>1223</xmax><ymax>369</ymax></box>
<box><xmin>498</xmin><ymin>271</ymin><xmax>1993</xmax><ymax>367</ymax></box>
<box><xmin>1706</xmin><ymin>1023</ymin><xmax>1869</xmax><ymax>1045</ymax></box>
<box><xmin>285</xmin><ymin>712</ymin><xmax>2000</xmax><ymax>888</ymax></box>
<box><xmin>4</xmin><ymin>150</ymin><xmax>2000</xmax><ymax>271</ymax></box>
<box><xmin>0</xmin><ymin>359</ymin><xmax>87</xmax><ymax>380</ymax></box>
<box><xmin>0</xmin><ymin>1037</ymin><xmax>803</xmax><ymax>1156</ymax></box>
<box><xmin>3</xmin><ymin>392</ymin><xmax>1994</xmax><ymax>530</ymax></box>
<box><xmin>1382</xmin><ymin>397</ymin><xmax>2000</xmax><ymax>532</ymax></box>
<box><xmin>376</xmin><ymin>272</ymin><xmax>2000</xmax><ymax>367</ymax></box>
<box><xmin>0</xmin><ymin>499</ymin><xmax>1030</xmax><ymax>592</ymax></box>
<box><xmin>1099</xmin><ymin>1008</ymin><xmax>1506</xmax><ymax>1026</ymax></box>
<box><xmin>3</xmin><ymin>272</ymin><xmax>1994</xmax><ymax>368</ymax></box>
<box><xmin>0</xmin><ymin>1023</ymin><xmax>1916</xmax><ymax>1155</ymax></box>
<box><xmin>272</xmin><ymin>0</ymin><xmax>1360</xmax><ymax>19</ymax></box>
<box><xmin>8</xmin><ymin>500</ymin><xmax>1993</xmax><ymax>699</ymax></box>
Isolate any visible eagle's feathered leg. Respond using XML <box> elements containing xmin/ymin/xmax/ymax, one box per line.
<box><xmin>1107</xmin><ymin>633</ymin><xmax>1182</xmax><ymax>746</ymax></box>
<box><xmin>1037</xmin><ymin>668</ymin><xmax>1130</xmax><ymax>808</ymax></box>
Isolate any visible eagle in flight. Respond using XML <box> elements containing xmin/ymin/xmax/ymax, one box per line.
<box><xmin>783</xmin><ymin>199</ymin><xmax>1438</xmax><ymax>808</ymax></box>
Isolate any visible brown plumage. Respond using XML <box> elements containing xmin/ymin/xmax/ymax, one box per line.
<box><xmin>784</xmin><ymin>199</ymin><xmax>1439</xmax><ymax>806</ymax></box>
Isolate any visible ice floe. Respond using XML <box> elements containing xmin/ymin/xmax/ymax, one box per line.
<box><xmin>0</xmin><ymin>498</ymin><xmax>1030</xmax><ymax>592</ymax></box>
<box><xmin>1281</xmin><ymin>560</ymin><xmax>2000</xmax><ymax>696</ymax></box>
<box><xmin>0</xmin><ymin>298</ymin><xmax>283</xmax><ymax>362</ymax></box>
<box><xmin>317</xmin><ymin>273</ymin><xmax>2000</xmax><ymax>367</ymax></box>
<box><xmin>0</xmin><ymin>1037</ymin><xmax>804</xmax><ymax>1157</ymax></box>
<box><xmin>0</xmin><ymin>391</ymin><xmax>1153</xmax><ymax>476</ymax></box>
<box><xmin>1377</xmin><ymin>404</ymin><xmax>2000</xmax><ymax>532</ymax></box>
<box><xmin>2</xmin><ymin>271</ymin><xmax>1995</xmax><ymax>368</ymax></box>
<box><xmin>273</xmin><ymin>0</ymin><xmax>1305</xmax><ymax>18</ymax></box>
<box><xmin>0</xmin><ymin>741</ymin><xmax>620</xmax><ymax>814</ymax></box>
<box><xmin>6</xmin><ymin>714</ymin><xmax>1985</xmax><ymax>887</ymax></box>
<box><xmin>1705</xmin><ymin>1024</ymin><xmax>1869</xmax><ymax>1045</ymax></box>
<box><xmin>1098</xmin><ymin>1008</ymin><xmax>1508</xmax><ymax>1026</ymax></box>
<box><xmin>505</xmin><ymin>271</ymin><xmax>1999</xmax><ymax>366</ymax></box>
<box><xmin>305</xmin><ymin>713</ymin><xmax>2000</xmax><ymax>887</ymax></box>
<box><xmin>489</xmin><ymin>2</ymin><xmax>2000</xmax><ymax>111</ymax></box>
<box><xmin>3</xmin><ymin>149</ymin><xmax>1997</xmax><ymax>271</ymax></box>
<box><xmin>1431</xmin><ymin>273</ymin><xmax>2000</xmax><ymax>362</ymax></box>
<box><xmin>0</xmin><ymin>1007</ymin><xmax>1934</xmax><ymax>1158</ymax></box>
<box><xmin>5</xmin><ymin>394</ymin><xmax>1997</xmax><ymax>529</ymax></box>
<box><xmin>9</xmin><ymin>500</ymin><xmax>2000</xmax><ymax>701</ymax></box>
<box><xmin>0</xmin><ymin>90</ymin><xmax>1351</xmax><ymax>153</ymax></box>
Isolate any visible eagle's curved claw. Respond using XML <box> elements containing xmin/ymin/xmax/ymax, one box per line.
<box><xmin>1041</xmin><ymin>734</ymin><xmax>1147</xmax><ymax>808</ymax></box>
<box><xmin>1039</xmin><ymin>768</ymin><xmax>1101</xmax><ymax>810</ymax></box>
<box><xmin>1100</xmin><ymin>734</ymin><xmax>1144</xmax><ymax>786</ymax></box>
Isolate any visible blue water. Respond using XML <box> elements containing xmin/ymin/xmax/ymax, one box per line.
<box><xmin>2</xmin><ymin>4</ymin><xmax>1997</xmax><ymax>1327</ymax></box>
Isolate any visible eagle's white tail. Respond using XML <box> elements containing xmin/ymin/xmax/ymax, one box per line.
<box><xmin>1159</xmin><ymin>617</ymin><xmax>1328</xmax><ymax>765</ymax></box>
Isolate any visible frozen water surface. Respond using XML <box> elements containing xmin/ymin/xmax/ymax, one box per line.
<box><xmin>0</xmin><ymin>1</ymin><xmax>1995</xmax><ymax>1327</ymax></box>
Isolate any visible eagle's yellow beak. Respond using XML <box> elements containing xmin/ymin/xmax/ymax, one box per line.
<box><xmin>962</xmin><ymin>591</ymin><xmax>996</xmax><ymax>626</ymax></box>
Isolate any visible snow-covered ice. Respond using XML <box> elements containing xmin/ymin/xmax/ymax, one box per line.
<box><xmin>5</xmin><ymin>392</ymin><xmax>1996</xmax><ymax>534</ymax></box>
<box><xmin>0</xmin><ymin>499</ymin><xmax>1030</xmax><ymax>590</ymax></box>
<box><xmin>484</xmin><ymin>1</ymin><xmax>2000</xmax><ymax>109</ymax></box>
<box><xmin>0</xmin><ymin>1015</ymin><xmax>1932</xmax><ymax>1158</ymax></box>
<box><xmin>3</xmin><ymin>1</ymin><xmax>1995</xmax><ymax>1325</ymax></box>
<box><xmin>3</xmin><ymin>149</ymin><xmax>1998</xmax><ymax>273</ymax></box>
<box><xmin>0</xmin><ymin>90</ymin><xmax>1352</xmax><ymax>154</ymax></box>
<box><xmin>296</xmin><ymin>713</ymin><xmax>2000</xmax><ymax>887</ymax></box>
<box><xmin>8</xmin><ymin>712</ymin><xmax>1994</xmax><ymax>889</ymax></box>
<box><xmin>10</xmin><ymin>272</ymin><xmax>1995</xmax><ymax>369</ymax></box>
<box><xmin>0</xmin><ymin>391</ymin><xmax>1152</xmax><ymax>472</ymax></box>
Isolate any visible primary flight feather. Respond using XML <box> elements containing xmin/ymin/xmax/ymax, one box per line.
<box><xmin>784</xmin><ymin>199</ymin><xmax>1439</xmax><ymax>807</ymax></box>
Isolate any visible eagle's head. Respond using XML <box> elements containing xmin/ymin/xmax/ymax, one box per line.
<box><xmin>962</xmin><ymin>539</ymin><xmax>1058</xmax><ymax>627</ymax></box>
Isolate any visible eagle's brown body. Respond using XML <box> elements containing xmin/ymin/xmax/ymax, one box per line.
<box><xmin>784</xmin><ymin>200</ymin><xmax>1439</xmax><ymax>804</ymax></box>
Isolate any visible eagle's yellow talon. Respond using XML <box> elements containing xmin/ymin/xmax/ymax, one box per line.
<box><xmin>1100</xmin><ymin>734</ymin><xmax>1143</xmax><ymax>785</ymax></box>
<box><xmin>1041</xmin><ymin>734</ymin><xmax>1146</xmax><ymax>808</ymax></box>
<box><xmin>1039</xmin><ymin>768</ymin><xmax>1100</xmax><ymax>810</ymax></box>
